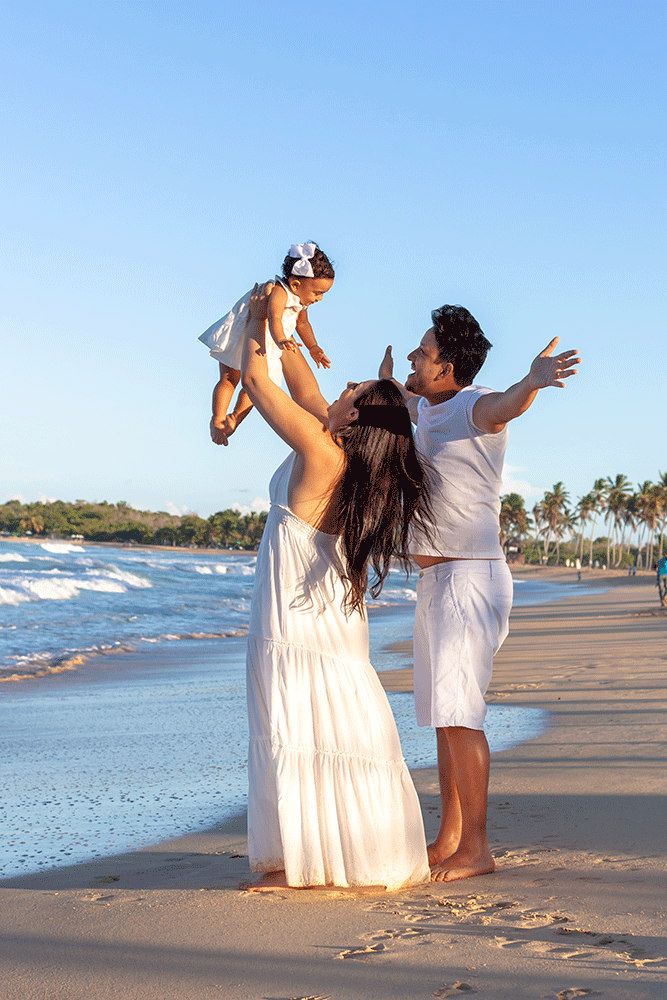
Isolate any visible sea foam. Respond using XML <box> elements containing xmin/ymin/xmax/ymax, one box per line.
<box><xmin>40</xmin><ymin>542</ymin><xmax>86</xmax><ymax>554</ymax></box>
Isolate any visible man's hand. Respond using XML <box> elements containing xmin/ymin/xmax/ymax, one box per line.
<box><xmin>379</xmin><ymin>345</ymin><xmax>394</xmax><ymax>380</ymax></box>
<box><xmin>527</xmin><ymin>337</ymin><xmax>581</xmax><ymax>390</ymax></box>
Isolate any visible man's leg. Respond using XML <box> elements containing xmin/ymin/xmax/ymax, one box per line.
<box><xmin>427</xmin><ymin>727</ymin><xmax>462</xmax><ymax>865</ymax></box>
<box><xmin>430</xmin><ymin>725</ymin><xmax>494</xmax><ymax>882</ymax></box>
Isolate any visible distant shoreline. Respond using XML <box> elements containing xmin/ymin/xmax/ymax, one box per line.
<box><xmin>2</xmin><ymin>535</ymin><xmax>655</xmax><ymax>574</ymax></box>
<box><xmin>0</xmin><ymin>535</ymin><xmax>251</xmax><ymax>557</ymax></box>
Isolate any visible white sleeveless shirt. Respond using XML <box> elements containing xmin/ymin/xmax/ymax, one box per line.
<box><xmin>410</xmin><ymin>386</ymin><xmax>508</xmax><ymax>559</ymax></box>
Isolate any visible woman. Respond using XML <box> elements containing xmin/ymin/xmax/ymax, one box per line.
<box><xmin>242</xmin><ymin>286</ymin><xmax>431</xmax><ymax>891</ymax></box>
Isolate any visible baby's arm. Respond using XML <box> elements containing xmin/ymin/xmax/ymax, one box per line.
<box><xmin>267</xmin><ymin>282</ymin><xmax>297</xmax><ymax>352</ymax></box>
<box><xmin>296</xmin><ymin>309</ymin><xmax>331</xmax><ymax>369</ymax></box>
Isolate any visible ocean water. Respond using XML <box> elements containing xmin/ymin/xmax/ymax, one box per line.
<box><xmin>1</xmin><ymin>539</ymin><xmax>587</xmax><ymax>880</ymax></box>
<box><xmin>0</xmin><ymin>539</ymin><xmax>592</xmax><ymax>682</ymax></box>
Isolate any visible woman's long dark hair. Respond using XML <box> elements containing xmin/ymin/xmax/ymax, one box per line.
<box><xmin>333</xmin><ymin>379</ymin><xmax>433</xmax><ymax>616</ymax></box>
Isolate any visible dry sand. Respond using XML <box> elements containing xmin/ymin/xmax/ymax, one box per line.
<box><xmin>1</xmin><ymin>570</ymin><xmax>666</xmax><ymax>999</ymax></box>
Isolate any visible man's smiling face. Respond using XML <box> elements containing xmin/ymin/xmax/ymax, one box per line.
<box><xmin>405</xmin><ymin>328</ymin><xmax>446</xmax><ymax>397</ymax></box>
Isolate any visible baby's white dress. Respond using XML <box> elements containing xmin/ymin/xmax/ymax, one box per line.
<box><xmin>199</xmin><ymin>277</ymin><xmax>303</xmax><ymax>384</ymax></box>
<box><xmin>246</xmin><ymin>452</ymin><xmax>430</xmax><ymax>889</ymax></box>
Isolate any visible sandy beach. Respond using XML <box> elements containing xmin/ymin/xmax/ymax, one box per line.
<box><xmin>1</xmin><ymin>570</ymin><xmax>666</xmax><ymax>999</ymax></box>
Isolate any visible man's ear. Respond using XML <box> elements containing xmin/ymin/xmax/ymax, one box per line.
<box><xmin>436</xmin><ymin>361</ymin><xmax>453</xmax><ymax>381</ymax></box>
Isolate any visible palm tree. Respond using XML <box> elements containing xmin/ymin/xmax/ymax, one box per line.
<box><xmin>638</xmin><ymin>482</ymin><xmax>663</xmax><ymax>570</ymax></box>
<box><xmin>19</xmin><ymin>514</ymin><xmax>44</xmax><ymax>536</ymax></box>
<box><xmin>574</xmin><ymin>492</ymin><xmax>595</xmax><ymax>564</ymax></box>
<box><xmin>604</xmin><ymin>474</ymin><xmax>631</xmax><ymax>568</ymax></box>
<box><xmin>499</xmin><ymin>493</ymin><xmax>532</xmax><ymax>556</ymax></box>
<box><xmin>584</xmin><ymin>478</ymin><xmax>606</xmax><ymax>569</ymax></box>
<box><xmin>539</xmin><ymin>482</ymin><xmax>570</xmax><ymax>564</ymax></box>
<box><xmin>657</xmin><ymin>471</ymin><xmax>667</xmax><ymax>560</ymax></box>
<box><xmin>528</xmin><ymin>501</ymin><xmax>544</xmax><ymax>564</ymax></box>
<box><xmin>633</xmin><ymin>481</ymin><xmax>653</xmax><ymax>569</ymax></box>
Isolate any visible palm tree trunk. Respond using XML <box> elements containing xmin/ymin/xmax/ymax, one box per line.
<box><xmin>588</xmin><ymin>518</ymin><xmax>597</xmax><ymax>569</ymax></box>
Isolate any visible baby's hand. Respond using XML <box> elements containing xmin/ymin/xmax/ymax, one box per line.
<box><xmin>309</xmin><ymin>345</ymin><xmax>331</xmax><ymax>369</ymax></box>
<box><xmin>210</xmin><ymin>413</ymin><xmax>237</xmax><ymax>446</ymax></box>
<box><xmin>278</xmin><ymin>336</ymin><xmax>299</xmax><ymax>353</ymax></box>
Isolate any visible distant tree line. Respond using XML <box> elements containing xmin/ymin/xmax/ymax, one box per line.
<box><xmin>500</xmin><ymin>471</ymin><xmax>667</xmax><ymax>567</ymax></box>
<box><xmin>0</xmin><ymin>499</ymin><xmax>267</xmax><ymax>550</ymax></box>
<box><xmin>4</xmin><ymin>470</ymin><xmax>666</xmax><ymax>565</ymax></box>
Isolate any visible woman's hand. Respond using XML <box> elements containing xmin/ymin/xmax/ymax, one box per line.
<box><xmin>248</xmin><ymin>282</ymin><xmax>271</xmax><ymax>321</ymax></box>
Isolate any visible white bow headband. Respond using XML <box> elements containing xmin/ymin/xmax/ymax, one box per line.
<box><xmin>289</xmin><ymin>242</ymin><xmax>317</xmax><ymax>278</ymax></box>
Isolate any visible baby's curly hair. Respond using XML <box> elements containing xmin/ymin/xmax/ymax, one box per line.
<box><xmin>282</xmin><ymin>243</ymin><xmax>335</xmax><ymax>282</ymax></box>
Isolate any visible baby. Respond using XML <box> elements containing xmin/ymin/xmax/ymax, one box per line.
<box><xmin>200</xmin><ymin>243</ymin><xmax>334</xmax><ymax>445</ymax></box>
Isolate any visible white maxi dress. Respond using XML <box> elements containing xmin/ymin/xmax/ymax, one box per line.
<box><xmin>247</xmin><ymin>452</ymin><xmax>429</xmax><ymax>889</ymax></box>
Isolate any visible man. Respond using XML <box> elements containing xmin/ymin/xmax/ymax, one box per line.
<box><xmin>381</xmin><ymin>305</ymin><xmax>580</xmax><ymax>881</ymax></box>
<box><xmin>657</xmin><ymin>554</ymin><xmax>667</xmax><ymax>607</ymax></box>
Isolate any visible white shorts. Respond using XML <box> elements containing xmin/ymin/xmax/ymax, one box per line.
<box><xmin>413</xmin><ymin>560</ymin><xmax>513</xmax><ymax>730</ymax></box>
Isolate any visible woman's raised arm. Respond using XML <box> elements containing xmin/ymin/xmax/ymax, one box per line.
<box><xmin>240</xmin><ymin>286</ymin><xmax>333</xmax><ymax>456</ymax></box>
<box><xmin>279</xmin><ymin>344</ymin><xmax>330</xmax><ymax>426</ymax></box>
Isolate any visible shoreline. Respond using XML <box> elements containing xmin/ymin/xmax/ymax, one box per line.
<box><xmin>0</xmin><ymin>534</ymin><xmax>253</xmax><ymax>557</ymax></box>
<box><xmin>2</xmin><ymin>575</ymin><xmax>666</xmax><ymax>997</ymax></box>
<box><xmin>0</xmin><ymin>564</ymin><xmax>641</xmax><ymax>687</ymax></box>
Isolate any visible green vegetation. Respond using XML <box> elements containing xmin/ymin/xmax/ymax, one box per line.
<box><xmin>0</xmin><ymin>499</ymin><xmax>267</xmax><ymax>550</ymax></box>
<box><xmin>501</xmin><ymin>470</ymin><xmax>667</xmax><ymax>567</ymax></box>
<box><xmin>3</xmin><ymin>469</ymin><xmax>666</xmax><ymax>565</ymax></box>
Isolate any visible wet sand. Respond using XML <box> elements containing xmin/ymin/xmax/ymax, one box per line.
<box><xmin>1</xmin><ymin>570</ymin><xmax>666</xmax><ymax>999</ymax></box>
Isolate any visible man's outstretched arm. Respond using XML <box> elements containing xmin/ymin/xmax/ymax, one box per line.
<box><xmin>473</xmin><ymin>337</ymin><xmax>581</xmax><ymax>434</ymax></box>
<box><xmin>379</xmin><ymin>345</ymin><xmax>420</xmax><ymax>423</ymax></box>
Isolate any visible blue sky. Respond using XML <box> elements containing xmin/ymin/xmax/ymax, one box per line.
<box><xmin>2</xmin><ymin>0</ymin><xmax>664</xmax><ymax>518</ymax></box>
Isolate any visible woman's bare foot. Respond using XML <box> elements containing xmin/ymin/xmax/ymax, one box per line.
<box><xmin>245</xmin><ymin>870</ymin><xmax>291</xmax><ymax>892</ymax></box>
<box><xmin>427</xmin><ymin>832</ymin><xmax>460</xmax><ymax>867</ymax></box>
<box><xmin>430</xmin><ymin>847</ymin><xmax>495</xmax><ymax>882</ymax></box>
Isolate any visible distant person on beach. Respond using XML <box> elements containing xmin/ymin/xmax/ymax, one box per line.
<box><xmin>199</xmin><ymin>243</ymin><xmax>333</xmax><ymax>447</ymax></box>
<box><xmin>381</xmin><ymin>307</ymin><xmax>581</xmax><ymax>882</ymax></box>
<box><xmin>657</xmin><ymin>554</ymin><xmax>667</xmax><ymax>606</ymax></box>
<box><xmin>239</xmin><ymin>284</ymin><xmax>433</xmax><ymax>891</ymax></box>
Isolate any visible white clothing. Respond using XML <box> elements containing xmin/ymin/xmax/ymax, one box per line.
<box><xmin>199</xmin><ymin>277</ymin><xmax>302</xmax><ymax>384</ymax></box>
<box><xmin>410</xmin><ymin>387</ymin><xmax>508</xmax><ymax>559</ymax></box>
<box><xmin>247</xmin><ymin>452</ymin><xmax>429</xmax><ymax>890</ymax></box>
<box><xmin>413</xmin><ymin>560</ymin><xmax>513</xmax><ymax>729</ymax></box>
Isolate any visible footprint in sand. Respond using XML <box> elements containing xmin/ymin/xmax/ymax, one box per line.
<box><xmin>333</xmin><ymin>943</ymin><xmax>386</xmax><ymax>960</ymax></box>
<box><xmin>288</xmin><ymin>995</ymin><xmax>331</xmax><ymax>1000</ymax></box>
<box><xmin>433</xmin><ymin>984</ymin><xmax>477</xmax><ymax>997</ymax></box>
<box><xmin>555</xmin><ymin>990</ymin><xmax>603</xmax><ymax>999</ymax></box>
<box><xmin>494</xmin><ymin>935</ymin><xmax>530</xmax><ymax>948</ymax></box>
<box><xmin>288</xmin><ymin>994</ymin><xmax>331</xmax><ymax>1000</ymax></box>
<box><xmin>363</xmin><ymin>927</ymin><xmax>427</xmax><ymax>942</ymax></box>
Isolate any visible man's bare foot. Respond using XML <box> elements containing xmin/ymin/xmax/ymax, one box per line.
<box><xmin>245</xmin><ymin>870</ymin><xmax>291</xmax><ymax>892</ymax></box>
<box><xmin>430</xmin><ymin>847</ymin><xmax>495</xmax><ymax>882</ymax></box>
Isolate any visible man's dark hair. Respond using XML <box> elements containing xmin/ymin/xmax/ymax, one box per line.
<box><xmin>431</xmin><ymin>305</ymin><xmax>492</xmax><ymax>386</ymax></box>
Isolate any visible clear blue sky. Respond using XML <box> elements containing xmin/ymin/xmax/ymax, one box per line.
<box><xmin>2</xmin><ymin>0</ymin><xmax>664</xmax><ymax>517</ymax></box>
